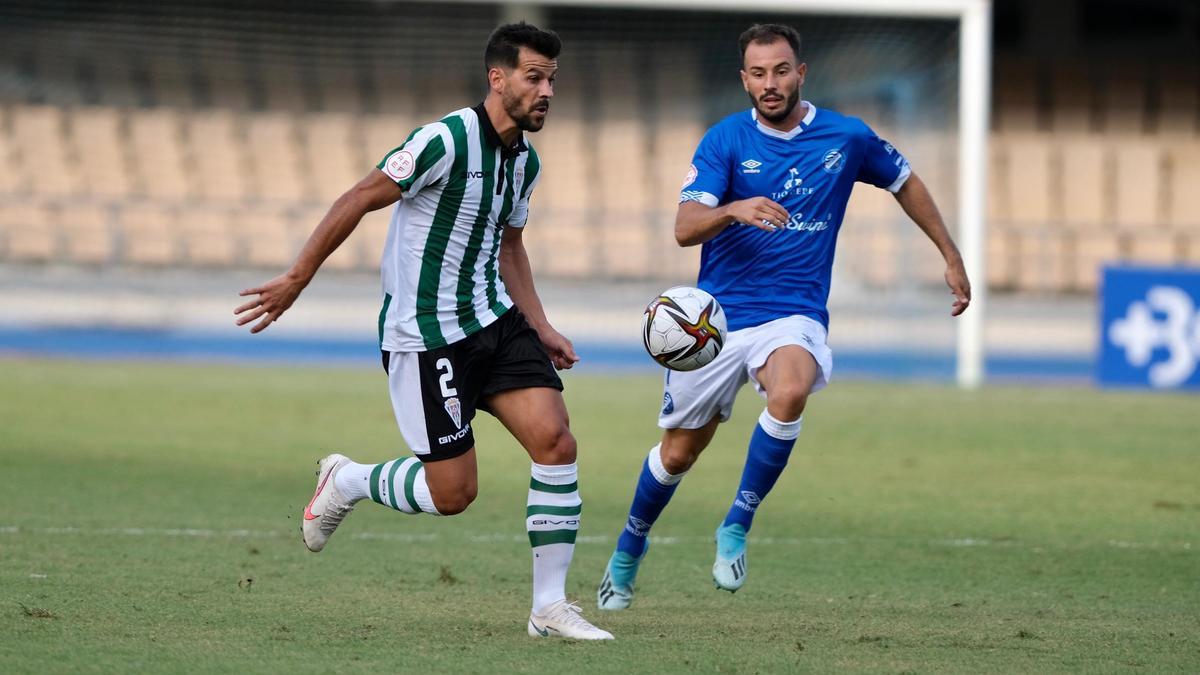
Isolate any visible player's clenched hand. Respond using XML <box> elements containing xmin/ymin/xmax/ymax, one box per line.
<box><xmin>945</xmin><ymin>258</ymin><xmax>971</xmax><ymax>316</ymax></box>
<box><xmin>725</xmin><ymin>197</ymin><xmax>790</xmax><ymax>232</ymax></box>
<box><xmin>235</xmin><ymin>271</ymin><xmax>309</xmax><ymax>333</ymax></box>
<box><xmin>538</xmin><ymin>327</ymin><xmax>580</xmax><ymax>370</ymax></box>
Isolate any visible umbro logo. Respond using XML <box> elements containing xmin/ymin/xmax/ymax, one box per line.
<box><xmin>625</xmin><ymin>516</ymin><xmax>651</xmax><ymax>537</ymax></box>
<box><xmin>740</xmin><ymin>159</ymin><xmax>763</xmax><ymax>174</ymax></box>
<box><xmin>733</xmin><ymin>490</ymin><xmax>760</xmax><ymax>512</ymax></box>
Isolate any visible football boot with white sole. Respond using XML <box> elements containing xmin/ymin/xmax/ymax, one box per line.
<box><xmin>302</xmin><ymin>453</ymin><xmax>356</xmax><ymax>552</ymax></box>
<box><xmin>712</xmin><ymin>522</ymin><xmax>748</xmax><ymax>592</ymax></box>
<box><xmin>597</xmin><ymin>543</ymin><xmax>648</xmax><ymax>610</ymax></box>
<box><xmin>528</xmin><ymin>600</ymin><xmax>614</xmax><ymax>640</ymax></box>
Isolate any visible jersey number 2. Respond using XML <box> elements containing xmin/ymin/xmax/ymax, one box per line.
<box><xmin>435</xmin><ymin>358</ymin><xmax>458</xmax><ymax>397</ymax></box>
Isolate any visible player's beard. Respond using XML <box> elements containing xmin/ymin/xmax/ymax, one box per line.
<box><xmin>752</xmin><ymin>85</ymin><xmax>800</xmax><ymax>124</ymax></box>
<box><xmin>504</xmin><ymin>91</ymin><xmax>549</xmax><ymax>132</ymax></box>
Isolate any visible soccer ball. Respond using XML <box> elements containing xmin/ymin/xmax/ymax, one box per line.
<box><xmin>642</xmin><ymin>286</ymin><xmax>727</xmax><ymax>371</ymax></box>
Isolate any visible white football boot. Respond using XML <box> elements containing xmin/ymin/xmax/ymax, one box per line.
<box><xmin>302</xmin><ymin>453</ymin><xmax>356</xmax><ymax>552</ymax></box>
<box><xmin>528</xmin><ymin>600</ymin><xmax>614</xmax><ymax>640</ymax></box>
<box><xmin>712</xmin><ymin>523</ymin><xmax>748</xmax><ymax>592</ymax></box>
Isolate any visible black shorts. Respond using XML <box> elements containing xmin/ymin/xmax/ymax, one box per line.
<box><xmin>382</xmin><ymin>308</ymin><xmax>563</xmax><ymax>462</ymax></box>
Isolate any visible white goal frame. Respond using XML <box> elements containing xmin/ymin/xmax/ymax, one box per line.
<box><xmin>450</xmin><ymin>0</ymin><xmax>993</xmax><ymax>388</ymax></box>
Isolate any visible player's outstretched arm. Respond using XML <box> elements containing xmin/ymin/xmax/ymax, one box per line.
<box><xmin>893</xmin><ymin>172</ymin><xmax>971</xmax><ymax>316</ymax></box>
<box><xmin>674</xmin><ymin>197</ymin><xmax>789</xmax><ymax>247</ymax></box>
<box><xmin>498</xmin><ymin>225</ymin><xmax>579</xmax><ymax>370</ymax></box>
<box><xmin>234</xmin><ymin>169</ymin><xmax>402</xmax><ymax>334</ymax></box>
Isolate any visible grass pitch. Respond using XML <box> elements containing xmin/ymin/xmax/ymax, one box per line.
<box><xmin>1</xmin><ymin>359</ymin><xmax>1197</xmax><ymax>673</ymax></box>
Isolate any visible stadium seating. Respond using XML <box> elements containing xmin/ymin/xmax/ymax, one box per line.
<box><xmin>240</xmin><ymin>205</ymin><xmax>297</xmax><ymax>268</ymax></box>
<box><xmin>188</xmin><ymin>110</ymin><xmax>252</xmax><ymax>202</ymax></box>
<box><xmin>57</xmin><ymin>202</ymin><xmax>114</xmax><ymax>265</ymax></box>
<box><xmin>123</xmin><ymin>203</ymin><xmax>180</xmax><ymax>266</ymax></box>
<box><xmin>354</xmin><ymin>205</ymin><xmax>390</xmax><ymax>268</ymax></box>
<box><xmin>992</xmin><ymin>59</ymin><xmax>1039</xmax><ymax>133</ymax></box>
<box><xmin>12</xmin><ymin>106</ymin><xmax>77</xmax><ymax>197</ymax></box>
<box><xmin>0</xmin><ymin>44</ymin><xmax>1198</xmax><ymax>295</ymax></box>
<box><xmin>1</xmin><ymin>201</ymin><xmax>57</xmax><ymax>261</ymax></box>
<box><xmin>1059</xmin><ymin>136</ymin><xmax>1106</xmax><ymax>230</ymax></box>
<box><xmin>129</xmin><ymin>109</ymin><xmax>191</xmax><ymax>200</ymax></box>
<box><xmin>1167</xmin><ymin>144</ymin><xmax>1200</xmax><ymax>229</ymax></box>
<box><xmin>305</xmin><ymin>113</ymin><xmax>361</xmax><ymax>203</ymax></box>
<box><xmin>71</xmin><ymin>107</ymin><xmax>135</xmax><ymax>199</ymax></box>
<box><xmin>1100</xmin><ymin>66</ymin><xmax>1149</xmax><ymax>134</ymax></box>
<box><xmin>1156</xmin><ymin>66</ymin><xmax>1198</xmax><ymax>135</ymax></box>
<box><xmin>0</xmin><ymin>110</ymin><xmax>22</xmax><ymax>195</ymax></box>
<box><xmin>245</xmin><ymin>113</ymin><xmax>309</xmax><ymax>202</ymax></box>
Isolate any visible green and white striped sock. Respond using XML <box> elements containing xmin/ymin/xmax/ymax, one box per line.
<box><xmin>336</xmin><ymin>457</ymin><xmax>439</xmax><ymax>515</ymax></box>
<box><xmin>527</xmin><ymin>462</ymin><xmax>581</xmax><ymax>614</ymax></box>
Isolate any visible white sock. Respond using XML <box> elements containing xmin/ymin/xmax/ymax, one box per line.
<box><xmin>334</xmin><ymin>461</ymin><xmax>373</xmax><ymax>502</ymax></box>
<box><xmin>527</xmin><ymin>461</ymin><xmax>580</xmax><ymax>614</ymax></box>
<box><xmin>649</xmin><ymin>443</ymin><xmax>688</xmax><ymax>485</ymax></box>
<box><xmin>336</xmin><ymin>458</ymin><xmax>440</xmax><ymax>515</ymax></box>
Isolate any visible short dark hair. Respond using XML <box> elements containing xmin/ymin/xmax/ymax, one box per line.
<box><xmin>738</xmin><ymin>23</ymin><xmax>802</xmax><ymax>63</ymax></box>
<box><xmin>485</xmin><ymin>22</ymin><xmax>562</xmax><ymax>71</ymax></box>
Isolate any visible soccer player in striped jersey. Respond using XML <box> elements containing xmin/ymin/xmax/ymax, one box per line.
<box><xmin>597</xmin><ymin>24</ymin><xmax>971</xmax><ymax>610</ymax></box>
<box><xmin>234</xmin><ymin>23</ymin><xmax>612</xmax><ymax>640</ymax></box>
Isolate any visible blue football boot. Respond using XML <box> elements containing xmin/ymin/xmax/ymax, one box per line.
<box><xmin>712</xmin><ymin>523</ymin><xmax>748</xmax><ymax>592</ymax></box>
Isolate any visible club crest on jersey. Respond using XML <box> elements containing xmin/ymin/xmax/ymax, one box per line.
<box><xmin>740</xmin><ymin>158</ymin><xmax>762</xmax><ymax>174</ymax></box>
<box><xmin>384</xmin><ymin>150</ymin><xmax>415</xmax><ymax>181</ymax></box>
<box><xmin>822</xmin><ymin>148</ymin><xmax>846</xmax><ymax>174</ymax></box>
<box><xmin>682</xmin><ymin>163</ymin><xmax>698</xmax><ymax>188</ymax></box>
<box><xmin>443</xmin><ymin>396</ymin><xmax>462</xmax><ymax>429</ymax></box>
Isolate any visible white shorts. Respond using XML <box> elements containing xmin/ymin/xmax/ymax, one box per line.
<box><xmin>657</xmin><ymin>315</ymin><xmax>833</xmax><ymax>430</ymax></box>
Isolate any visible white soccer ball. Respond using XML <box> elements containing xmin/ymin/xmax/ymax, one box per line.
<box><xmin>641</xmin><ymin>286</ymin><xmax>727</xmax><ymax>371</ymax></box>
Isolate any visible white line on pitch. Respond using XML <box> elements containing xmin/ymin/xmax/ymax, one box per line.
<box><xmin>0</xmin><ymin>525</ymin><xmax>1192</xmax><ymax>552</ymax></box>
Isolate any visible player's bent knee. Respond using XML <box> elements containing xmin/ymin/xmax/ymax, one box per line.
<box><xmin>537</xmin><ymin>425</ymin><xmax>577</xmax><ymax>465</ymax></box>
<box><xmin>660</xmin><ymin>434</ymin><xmax>709</xmax><ymax>474</ymax></box>
<box><xmin>428</xmin><ymin>477</ymin><xmax>478</xmax><ymax>515</ymax></box>
<box><xmin>660</xmin><ymin>445</ymin><xmax>699</xmax><ymax>474</ymax></box>
<box><xmin>768</xmin><ymin>385</ymin><xmax>809</xmax><ymax>419</ymax></box>
<box><xmin>431</xmin><ymin>486</ymin><xmax>477</xmax><ymax>515</ymax></box>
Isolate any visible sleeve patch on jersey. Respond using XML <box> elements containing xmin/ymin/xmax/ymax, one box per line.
<box><xmin>886</xmin><ymin>164</ymin><xmax>912</xmax><ymax>193</ymax></box>
<box><xmin>681</xmin><ymin>163</ymin><xmax>698</xmax><ymax>189</ymax></box>
<box><xmin>383</xmin><ymin>150</ymin><xmax>416</xmax><ymax>181</ymax></box>
<box><xmin>680</xmin><ymin>190</ymin><xmax>718</xmax><ymax>207</ymax></box>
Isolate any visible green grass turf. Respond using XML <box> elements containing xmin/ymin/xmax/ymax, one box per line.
<box><xmin>1</xmin><ymin>358</ymin><xmax>1197</xmax><ymax>673</ymax></box>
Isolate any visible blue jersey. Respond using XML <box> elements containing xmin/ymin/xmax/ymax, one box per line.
<box><xmin>680</xmin><ymin>103</ymin><xmax>910</xmax><ymax>332</ymax></box>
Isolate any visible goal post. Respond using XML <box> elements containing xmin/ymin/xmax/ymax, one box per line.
<box><xmin>458</xmin><ymin>0</ymin><xmax>993</xmax><ymax>388</ymax></box>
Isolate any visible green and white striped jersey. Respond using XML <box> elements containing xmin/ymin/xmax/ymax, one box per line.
<box><xmin>375</xmin><ymin>104</ymin><xmax>541</xmax><ymax>352</ymax></box>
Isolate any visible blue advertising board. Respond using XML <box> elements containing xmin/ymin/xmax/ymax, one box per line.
<box><xmin>1099</xmin><ymin>265</ymin><xmax>1200</xmax><ymax>390</ymax></box>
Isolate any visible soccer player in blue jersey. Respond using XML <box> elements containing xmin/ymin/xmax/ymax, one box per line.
<box><xmin>597</xmin><ymin>24</ymin><xmax>971</xmax><ymax>609</ymax></box>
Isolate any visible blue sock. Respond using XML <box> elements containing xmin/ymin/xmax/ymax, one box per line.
<box><xmin>723</xmin><ymin>410</ymin><xmax>801</xmax><ymax>532</ymax></box>
<box><xmin>616</xmin><ymin>445</ymin><xmax>685</xmax><ymax>558</ymax></box>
